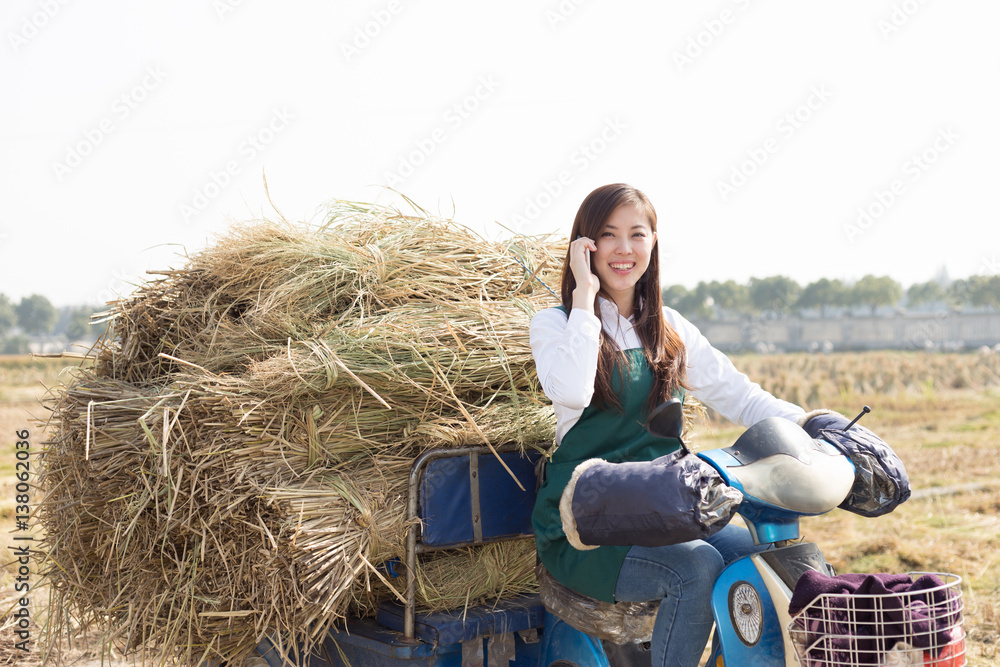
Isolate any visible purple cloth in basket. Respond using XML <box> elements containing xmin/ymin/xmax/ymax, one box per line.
<box><xmin>788</xmin><ymin>571</ymin><xmax>960</xmax><ymax>665</ymax></box>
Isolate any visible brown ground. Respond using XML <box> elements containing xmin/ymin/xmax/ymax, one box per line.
<box><xmin>3</xmin><ymin>354</ymin><xmax>998</xmax><ymax>665</ymax></box>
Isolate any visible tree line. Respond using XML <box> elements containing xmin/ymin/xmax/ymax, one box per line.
<box><xmin>2</xmin><ymin>274</ymin><xmax>999</xmax><ymax>354</ymax></box>
<box><xmin>0</xmin><ymin>293</ymin><xmax>107</xmax><ymax>354</ymax></box>
<box><xmin>662</xmin><ymin>274</ymin><xmax>1000</xmax><ymax>319</ymax></box>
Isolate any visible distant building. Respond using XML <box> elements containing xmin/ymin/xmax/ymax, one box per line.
<box><xmin>691</xmin><ymin>311</ymin><xmax>1000</xmax><ymax>353</ymax></box>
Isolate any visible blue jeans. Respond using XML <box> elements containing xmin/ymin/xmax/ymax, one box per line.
<box><xmin>614</xmin><ymin>524</ymin><xmax>765</xmax><ymax>667</ymax></box>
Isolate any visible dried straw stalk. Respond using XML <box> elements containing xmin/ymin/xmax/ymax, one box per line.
<box><xmin>40</xmin><ymin>203</ymin><xmax>564</xmax><ymax>665</ymax></box>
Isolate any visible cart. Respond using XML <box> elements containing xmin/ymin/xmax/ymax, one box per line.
<box><xmin>254</xmin><ymin>444</ymin><xmax>581</xmax><ymax>666</ymax></box>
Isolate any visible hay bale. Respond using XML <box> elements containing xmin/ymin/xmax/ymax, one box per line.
<box><xmin>39</xmin><ymin>203</ymin><xmax>566</xmax><ymax>665</ymax></box>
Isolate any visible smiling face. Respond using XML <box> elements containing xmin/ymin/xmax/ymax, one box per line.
<box><xmin>592</xmin><ymin>203</ymin><xmax>657</xmax><ymax>318</ymax></box>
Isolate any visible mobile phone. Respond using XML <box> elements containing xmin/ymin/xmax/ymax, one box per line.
<box><xmin>576</xmin><ymin>234</ymin><xmax>591</xmax><ymax>268</ymax></box>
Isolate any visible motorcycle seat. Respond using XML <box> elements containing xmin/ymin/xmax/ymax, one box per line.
<box><xmin>536</xmin><ymin>564</ymin><xmax>657</xmax><ymax>644</ymax></box>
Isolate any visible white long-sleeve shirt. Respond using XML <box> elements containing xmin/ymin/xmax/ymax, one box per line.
<box><xmin>530</xmin><ymin>298</ymin><xmax>805</xmax><ymax>445</ymax></box>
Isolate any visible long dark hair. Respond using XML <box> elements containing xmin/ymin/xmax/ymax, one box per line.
<box><xmin>560</xmin><ymin>183</ymin><xmax>687</xmax><ymax>414</ymax></box>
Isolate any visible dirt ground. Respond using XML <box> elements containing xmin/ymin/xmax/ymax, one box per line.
<box><xmin>3</xmin><ymin>355</ymin><xmax>998</xmax><ymax>666</ymax></box>
<box><xmin>0</xmin><ymin>628</ymin><xmax>145</xmax><ymax>667</ymax></box>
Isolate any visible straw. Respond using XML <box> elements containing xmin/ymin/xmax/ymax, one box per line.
<box><xmin>39</xmin><ymin>202</ymin><xmax>566</xmax><ymax>665</ymax></box>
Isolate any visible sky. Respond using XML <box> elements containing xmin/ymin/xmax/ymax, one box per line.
<box><xmin>2</xmin><ymin>1</ymin><xmax>998</xmax><ymax>307</ymax></box>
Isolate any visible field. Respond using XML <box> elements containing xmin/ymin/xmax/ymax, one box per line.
<box><xmin>693</xmin><ymin>352</ymin><xmax>1000</xmax><ymax>666</ymax></box>
<box><xmin>1</xmin><ymin>352</ymin><xmax>998</xmax><ymax>666</ymax></box>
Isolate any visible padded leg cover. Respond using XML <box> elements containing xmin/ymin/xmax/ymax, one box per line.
<box><xmin>559</xmin><ymin>451</ymin><xmax>743</xmax><ymax>550</ymax></box>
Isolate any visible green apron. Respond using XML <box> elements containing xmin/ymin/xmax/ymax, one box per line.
<box><xmin>532</xmin><ymin>345</ymin><xmax>683</xmax><ymax>603</ymax></box>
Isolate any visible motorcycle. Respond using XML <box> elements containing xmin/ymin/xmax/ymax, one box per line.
<box><xmin>536</xmin><ymin>399</ymin><xmax>966</xmax><ymax>667</ymax></box>
<box><xmin>252</xmin><ymin>401</ymin><xmax>965</xmax><ymax>666</ymax></box>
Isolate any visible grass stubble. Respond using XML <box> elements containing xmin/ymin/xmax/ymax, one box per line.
<box><xmin>6</xmin><ymin>359</ymin><xmax>998</xmax><ymax>665</ymax></box>
<box><xmin>695</xmin><ymin>360</ymin><xmax>1000</xmax><ymax>667</ymax></box>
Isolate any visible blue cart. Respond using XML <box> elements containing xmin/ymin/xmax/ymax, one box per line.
<box><xmin>252</xmin><ymin>445</ymin><xmax>610</xmax><ymax>667</ymax></box>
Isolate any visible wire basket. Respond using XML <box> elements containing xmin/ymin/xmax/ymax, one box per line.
<box><xmin>787</xmin><ymin>572</ymin><xmax>965</xmax><ymax>667</ymax></box>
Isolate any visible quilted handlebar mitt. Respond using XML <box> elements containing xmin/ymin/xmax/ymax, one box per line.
<box><xmin>559</xmin><ymin>450</ymin><xmax>744</xmax><ymax>550</ymax></box>
<box><xmin>798</xmin><ymin>409</ymin><xmax>911</xmax><ymax>517</ymax></box>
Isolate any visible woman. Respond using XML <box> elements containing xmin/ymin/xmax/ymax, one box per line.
<box><xmin>529</xmin><ymin>183</ymin><xmax>805</xmax><ymax>666</ymax></box>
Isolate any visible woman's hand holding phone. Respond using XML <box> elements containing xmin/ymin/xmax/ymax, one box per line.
<box><xmin>570</xmin><ymin>235</ymin><xmax>600</xmax><ymax>313</ymax></box>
